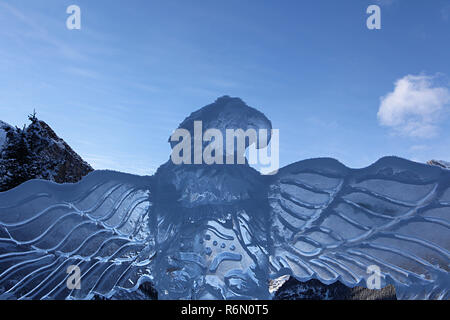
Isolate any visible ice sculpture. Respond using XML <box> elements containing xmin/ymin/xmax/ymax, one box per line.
<box><xmin>0</xmin><ymin>96</ymin><xmax>449</xmax><ymax>300</ymax></box>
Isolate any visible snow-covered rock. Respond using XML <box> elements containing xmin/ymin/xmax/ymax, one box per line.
<box><xmin>0</xmin><ymin>114</ymin><xmax>93</xmax><ymax>192</ymax></box>
<box><xmin>0</xmin><ymin>121</ymin><xmax>12</xmax><ymax>154</ymax></box>
<box><xmin>428</xmin><ymin>160</ymin><xmax>450</xmax><ymax>169</ymax></box>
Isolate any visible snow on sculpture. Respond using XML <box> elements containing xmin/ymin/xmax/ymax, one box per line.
<box><xmin>0</xmin><ymin>96</ymin><xmax>449</xmax><ymax>300</ymax></box>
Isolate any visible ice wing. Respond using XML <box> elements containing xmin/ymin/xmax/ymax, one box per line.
<box><xmin>0</xmin><ymin>171</ymin><xmax>155</xmax><ymax>300</ymax></box>
<box><xmin>268</xmin><ymin>157</ymin><xmax>450</xmax><ymax>299</ymax></box>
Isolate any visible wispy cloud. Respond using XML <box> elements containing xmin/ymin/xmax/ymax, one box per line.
<box><xmin>64</xmin><ymin>66</ymin><xmax>101</xmax><ymax>79</ymax></box>
<box><xmin>409</xmin><ymin>144</ymin><xmax>429</xmax><ymax>152</ymax></box>
<box><xmin>84</xmin><ymin>154</ymin><xmax>157</xmax><ymax>176</ymax></box>
<box><xmin>131</xmin><ymin>82</ymin><xmax>161</xmax><ymax>93</ymax></box>
<box><xmin>305</xmin><ymin>116</ymin><xmax>340</xmax><ymax>130</ymax></box>
<box><xmin>0</xmin><ymin>2</ymin><xmax>87</xmax><ymax>61</ymax></box>
<box><xmin>377</xmin><ymin>74</ymin><xmax>450</xmax><ymax>138</ymax></box>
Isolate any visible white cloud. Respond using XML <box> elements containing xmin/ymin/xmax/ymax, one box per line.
<box><xmin>377</xmin><ymin>74</ymin><xmax>450</xmax><ymax>138</ymax></box>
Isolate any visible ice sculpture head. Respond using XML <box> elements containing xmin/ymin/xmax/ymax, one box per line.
<box><xmin>169</xmin><ymin>96</ymin><xmax>277</xmax><ymax>172</ymax></box>
<box><xmin>156</xmin><ymin>96</ymin><xmax>278</xmax><ymax>207</ymax></box>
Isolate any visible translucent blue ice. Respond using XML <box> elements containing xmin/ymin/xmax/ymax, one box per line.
<box><xmin>0</xmin><ymin>97</ymin><xmax>448</xmax><ymax>300</ymax></box>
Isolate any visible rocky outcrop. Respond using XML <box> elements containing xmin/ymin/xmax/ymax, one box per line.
<box><xmin>428</xmin><ymin>160</ymin><xmax>450</xmax><ymax>170</ymax></box>
<box><xmin>273</xmin><ymin>277</ymin><xmax>396</xmax><ymax>300</ymax></box>
<box><xmin>0</xmin><ymin>113</ymin><xmax>93</xmax><ymax>192</ymax></box>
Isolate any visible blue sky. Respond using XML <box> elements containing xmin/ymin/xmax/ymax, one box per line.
<box><xmin>0</xmin><ymin>0</ymin><xmax>449</xmax><ymax>175</ymax></box>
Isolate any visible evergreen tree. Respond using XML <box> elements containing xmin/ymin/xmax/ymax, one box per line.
<box><xmin>0</xmin><ymin>111</ymin><xmax>43</xmax><ymax>191</ymax></box>
<box><xmin>0</xmin><ymin>126</ymin><xmax>34</xmax><ymax>190</ymax></box>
